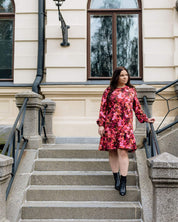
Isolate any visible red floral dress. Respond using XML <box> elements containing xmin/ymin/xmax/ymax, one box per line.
<box><xmin>97</xmin><ymin>86</ymin><xmax>148</xmax><ymax>152</ymax></box>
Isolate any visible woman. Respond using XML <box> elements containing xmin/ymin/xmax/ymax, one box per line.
<box><xmin>97</xmin><ymin>67</ymin><xmax>155</xmax><ymax>196</ymax></box>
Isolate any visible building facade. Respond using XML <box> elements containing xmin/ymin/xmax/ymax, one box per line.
<box><xmin>0</xmin><ymin>0</ymin><xmax>177</xmax><ymax>138</ymax></box>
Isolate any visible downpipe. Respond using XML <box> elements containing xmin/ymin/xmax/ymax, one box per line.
<box><xmin>32</xmin><ymin>0</ymin><xmax>45</xmax><ymax>94</ymax></box>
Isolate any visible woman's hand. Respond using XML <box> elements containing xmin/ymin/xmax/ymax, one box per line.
<box><xmin>147</xmin><ymin>117</ymin><xmax>155</xmax><ymax>123</ymax></box>
<box><xmin>98</xmin><ymin>126</ymin><xmax>105</xmax><ymax>137</ymax></box>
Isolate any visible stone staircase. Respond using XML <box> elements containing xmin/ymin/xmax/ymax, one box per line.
<box><xmin>19</xmin><ymin>144</ymin><xmax>143</xmax><ymax>222</ymax></box>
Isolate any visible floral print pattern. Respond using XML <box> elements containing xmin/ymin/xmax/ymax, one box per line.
<box><xmin>97</xmin><ymin>86</ymin><xmax>148</xmax><ymax>152</ymax></box>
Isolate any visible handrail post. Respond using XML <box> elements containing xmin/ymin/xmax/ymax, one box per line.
<box><xmin>134</xmin><ymin>84</ymin><xmax>156</xmax><ymax>148</ymax></box>
<box><xmin>174</xmin><ymin>81</ymin><xmax>178</xmax><ymax>121</ymax></box>
<box><xmin>0</xmin><ymin>154</ymin><xmax>13</xmax><ymax>221</ymax></box>
<box><xmin>15</xmin><ymin>91</ymin><xmax>43</xmax><ymax>149</ymax></box>
<box><xmin>42</xmin><ymin>99</ymin><xmax>56</xmax><ymax>144</ymax></box>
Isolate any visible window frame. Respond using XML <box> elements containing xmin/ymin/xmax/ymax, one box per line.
<box><xmin>87</xmin><ymin>0</ymin><xmax>143</xmax><ymax>80</ymax></box>
<box><xmin>0</xmin><ymin>0</ymin><xmax>15</xmax><ymax>81</ymax></box>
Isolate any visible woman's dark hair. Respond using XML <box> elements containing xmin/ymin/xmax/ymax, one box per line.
<box><xmin>106</xmin><ymin>66</ymin><xmax>134</xmax><ymax>110</ymax></box>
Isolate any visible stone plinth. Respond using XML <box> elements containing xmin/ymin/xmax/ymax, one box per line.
<box><xmin>174</xmin><ymin>81</ymin><xmax>178</xmax><ymax>121</ymax></box>
<box><xmin>42</xmin><ymin>99</ymin><xmax>56</xmax><ymax>144</ymax></box>
<box><xmin>15</xmin><ymin>91</ymin><xmax>43</xmax><ymax>149</ymax></box>
<box><xmin>0</xmin><ymin>154</ymin><xmax>13</xmax><ymax>221</ymax></box>
<box><xmin>147</xmin><ymin>152</ymin><xmax>178</xmax><ymax>222</ymax></box>
<box><xmin>135</xmin><ymin>84</ymin><xmax>156</xmax><ymax>148</ymax></box>
<box><xmin>175</xmin><ymin>81</ymin><xmax>178</xmax><ymax>95</ymax></box>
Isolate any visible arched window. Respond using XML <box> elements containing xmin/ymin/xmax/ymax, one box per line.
<box><xmin>87</xmin><ymin>0</ymin><xmax>142</xmax><ymax>79</ymax></box>
<box><xmin>0</xmin><ymin>0</ymin><xmax>15</xmax><ymax>81</ymax></box>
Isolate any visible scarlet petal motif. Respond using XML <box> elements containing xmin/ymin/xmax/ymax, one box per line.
<box><xmin>97</xmin><ymin>86</ymin><xmax>148</xmax><ymax>152</ymax></box>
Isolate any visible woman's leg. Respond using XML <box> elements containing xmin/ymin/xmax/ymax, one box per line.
<box><xmin>117</xmin><ymin>149</ymin><xmax>129</xmax><ymax>176</ymax></box>
<box><xmin>117</xmin><ymin>149</ymin><xmax>129</xmax><ymax>196</ymax></box>
<box><xmin>108</xmin><ymin>150</ymin><xmax>119</xmax><ymax>173</ymax></box>
<box><xmin>109</xmin><ymin>150</ymin><xmax>120</xmax><ymax>190</ymax></box>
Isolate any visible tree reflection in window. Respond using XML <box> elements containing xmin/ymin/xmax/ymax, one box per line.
<box><xmin>91</xmin><ymin>16</ymin><xmax>112</xmax><ymax>77</ymax></box>
<box><xmin>0</xmin><ymin>0</ymin><xmax>14</xmax><ymax>13</ymax></box>
<box><xmin>88</xmin><ymin>0</ymin><xmax>142</xmax><ymax>79</ymax></box>
<box><xmin>0</xmin><ymin>19</ymin><xmax>13</xmax><ymax>79</ymax></box>
<box><xmin>90</xmin><ymin>0</ymin><xmax>138</xmax><ymax>9</ymax></box>
<box><xmin>0</xmin><ymin>0</ymin><xmax>14</xmax><ymax>80</ymax></box>
<box><xmin>117</xmin><ymin>15</ymin><xmax>139</xmax><ymax>76</ymax></box>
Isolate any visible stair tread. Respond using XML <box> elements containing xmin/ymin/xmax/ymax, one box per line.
<box><xmin>20</xmin><ymin>219</ymin><xmax>143</xmax><ymax>222</ymax></box>
<box><xmin>41</xmin><ymin>146</ymin><xmax>100</xmax><ymax>150</ymax></box>
<box><xmin>36</xmin><ymin>158</ymin><xmax>135</xmax><ymax>162</ymax></box>
<box><xmin>20</xmin><ymin>144</ymin><xmax>140</xmax><ymax>221</ymax></box>
<box><xmin>32</xmin><ymin>171</ymin><xmax>137</xmax><ymax>175</ymax></box>
<box><xmin>28</xmin><ymin>185</ymin><xmax>139</xmax><ymax>191</ymax></box>
<box><xmin>41</xmin><ymin>144</ymin><xmax>100</xmax><ymax>149</ymax></box>
<box><xmin>23</xmin><ymin>201</ymin><xmax>142</xmax><ymax>208</ymax></box>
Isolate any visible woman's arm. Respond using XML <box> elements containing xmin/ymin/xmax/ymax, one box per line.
<box><xmin>133</xmin><ymin>88</ymin><xmax>152</xmax><ymax>123</ymax></box>
<box><xmin>96</xmin><ymin>87</ymin><xmax>110</xmax><ymax>128</ymax></box>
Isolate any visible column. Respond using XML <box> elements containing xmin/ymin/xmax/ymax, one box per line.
<box><xmin>15</xmin><ymin>91</ymin><xmax>43</xmax><ymax>149</ymax></box>
<box><xmin>134</xmin><ymin>84</ymin><xmax>156</xmax><ymax>148</ymax></box>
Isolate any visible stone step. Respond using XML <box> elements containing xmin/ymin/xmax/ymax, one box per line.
<box><xmin>39</xmin><ymin>145</ymin><xmax>135</xmax><ymax>159</ymax></box>
<box><xmin>20</xmin><ymin>219</ymin><xmax>143</xmax><ymax>222</ymax></box>
<box><xmin>31</xmin><ymin>171</ymin><xmax>137</xmax><ymax>186</ymax></box>
<box><xmin>34</xmin><ymin>158</ymin><xmax>137</xmax><ymax>171</ymax></box>
<box><xmin>21</xmin><ymin>201</ymin><xmax>142</xmax><ymax>220</ymax></box>
<box><xmin>26</xmin><ymin>185</ymin><xmax>140</xmax><ymax>202</ymax></box>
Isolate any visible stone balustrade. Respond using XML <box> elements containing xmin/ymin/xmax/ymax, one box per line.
<box><xmin>0</xmin><ymin>154</ymin><xmax>13</xmax><ymax>221</ymax></box>
<box><xmin>147</xmin><ymin>152</ymin><xmax>178</xmax><ymax>222</ymax></box>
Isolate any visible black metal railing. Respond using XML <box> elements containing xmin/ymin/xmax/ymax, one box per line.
<box><xmin>155</xmin><ymin>79</ymin><xmax>178</xmax><ymax>134</ymax></box>
<box><xmin>38</xmin><ymin>104</ymin><xmax>48</xmax><ymax>143</ymax></box>
<box><xmin>143</xmin><ymin>96</ymin><xmax>161</xmax><ymax>158</ymax></box>
<box><xmin>143</xmin><ymin>80</ymin><xmax>178</xmax><ymax>158</ymax></box>
<box><xmin>2</xmin><ymin>98</ymin><xmax>28</xmax><ymax>199</ymax></box>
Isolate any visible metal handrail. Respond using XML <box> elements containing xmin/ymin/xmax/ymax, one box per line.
<box><xmin>38</xmin><ymin>104</ymin><xmax>48</xmax><ymax>143</ymax></box>
<box><xmin>155</xmin><ymin>79</ymin><xmax>178</xmax><ymax>134</ymax></box>
<box><xmin>143</xmin><ymin>96</ymin><xmax>160</xmax><ymax>158</ymax></box>
<box><xmin>156</xmin><ymin>79</ymin><xmax>178</xmax><ymax>94</ymax></box>
<box><xmin>2</xmin><ymin>98</ymin><xmax>29</xmax><ymax>199</ymax></box>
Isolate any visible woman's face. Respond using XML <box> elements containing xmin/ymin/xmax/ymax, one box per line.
<box><xmin>118</xmin><ymin>70</ymin><xmax>129</xmax><ymax>86</ymax></box>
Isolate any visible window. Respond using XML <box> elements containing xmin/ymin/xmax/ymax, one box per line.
<box><xmin>87</xmin><ymin>0</ymin><xmax>142</xmax><ymax>79</ymax></box>
<box><xmin>0</xmin><ymin>0</ymin><xmax>15</xmax><ymax>81</ymax></box>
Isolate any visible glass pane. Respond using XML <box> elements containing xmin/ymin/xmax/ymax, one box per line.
<box><xmin>0</xmin><ymin>0</ymin><xmax>14</xmax><ymax>13</ymax></box>
<box><xmin>116</xmin><ymin>15</ymin><xmax>139</xmax><ymax>76</ymax></box>
<box><xmin>0</xmin><ymin>19</ymin><xmax>13</xmax><ymax>79</ymax></box>
<box><xmin>90</xmin><ymin>15</ymin><xmax>112</xmax><ymax>77</ymax></box>
<box><xmin>90</xmin><ymin>0</ymin><xmax>138</xmax><ymax>9</ymax></box>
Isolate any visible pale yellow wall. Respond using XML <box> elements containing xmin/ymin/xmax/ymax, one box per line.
<box><xmin>0</xmin><ymin>85</ymin><xmax>176</xmax><ymax>138</ymax></box>
<box><xmin>41</xmin><ymin>85</ymin><xmax>177</xmax><ymax>138</ymax></box>
<box><xmin>45</xmin><ymin>0</ymin><xmax>87</xmax><ymax>82</ymax></box>
<box><xmin>0</xmin><ymin>87</ymin><xmax>31</xmax><ymax>125</ymax></box>
<box><xmin>142</xmin><ymin>0</ymin><xmax>178</xmax><ymax>81</ymax></box>
<box><xmin>14</xmin><ymin>0</ymin><xmax>38</xmax><ymax>84</ymax></box>
<box><xmin>1</xmin><ymin>1</ymin><xmax>177</xmax><ymax>138</ymax></box>
<box><xmin>13</xmin><ymin>0</ymin><xmax>178</xmax><ymax>83</ymax></box>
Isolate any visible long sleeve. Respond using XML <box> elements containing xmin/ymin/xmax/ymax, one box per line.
<box><xmin>133</xmin><ymin>89</ymin><xmax>148</xmax><ymax>123</ymax></box>
<box><xmin>96</xmin><ymin>87</ymin><xmax>110</xmax><ymax>127</ymax></box>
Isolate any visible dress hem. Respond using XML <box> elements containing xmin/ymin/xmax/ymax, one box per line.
<box><xmin>99</xmin><ymin>147</ymin><xmax>136</xmax><ymax>153</ymax></box>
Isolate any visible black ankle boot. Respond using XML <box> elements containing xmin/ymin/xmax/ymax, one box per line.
<box><xmin>119</xmin><ymin>175</ymin><xmax>127</xmax><ymax>196</ymax></box>
<box><xmin>113</xmin><ymin>172</ymin><xmax>120</xmax><ymax>190</ymax></box>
